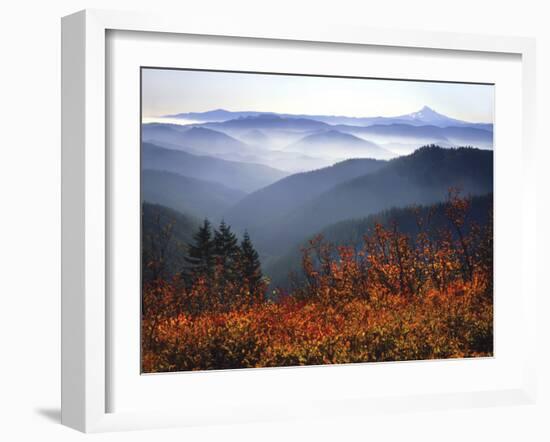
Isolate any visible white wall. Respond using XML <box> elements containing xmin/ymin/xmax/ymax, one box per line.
<box><xmin>0</xmin><ymin>1</ymin><xmax>548</xmax><ymax>440</ymax></box>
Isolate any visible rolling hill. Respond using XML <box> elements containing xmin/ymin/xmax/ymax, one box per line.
<box><xmin>142</xmin><ymin>124</ymin><xmax>252</xmax><ymax>156</ymax></box>
<box><xmin>142</xmin><ymin>123</ymin><xmax>332</xmax><ymax>172</ymax></box>
<box><xmin>337</xmin><ymin>123</ymin><xmax>493</xmax><ymax>151</ymax></box>
<box><xmin>141</xmin><ymin>123</ymin><xmax>188</xmax><ymax>146</ymax></box>
<box><xmin>232</xmin><ymin>146</ymin><xmax>493</xmax><ymax>258</ymax></box>
<box><xmin>142</xmin><ymin>142</ymin><xmax>288</xmax><ymax>192</ymax></box>
<box><xmin>142</xmin><ymin>169</ymin><xmax>246</xmax><ymax>221</ymax></box>
<box><xmin>275</xmin><ymin>146</ymin><xmax>493</xmax><ymax>247</ymax></box>
<box><xmin>238</xmin><ymin>129</ymin><xmax>271</xmax><ymax>145</ymax></box>
<box><xmin>286</xmin><ymin>130</ymin><xmax>392</xmax><ymax>160</ymax></box>
<box><xmin>224</xmin><ymin>157</ymin><xmax>387</xmax><ymax>235</ymax></box>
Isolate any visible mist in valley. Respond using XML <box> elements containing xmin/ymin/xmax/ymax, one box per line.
<box><xmin>140</xmin><ymin>69</ymin><xmax>496</xmax><ymax>372</ymax></box>
<box><xmin>142</xmin><ymin>106</ymin><xmax>494</xmax><ymax>290</ymax></box>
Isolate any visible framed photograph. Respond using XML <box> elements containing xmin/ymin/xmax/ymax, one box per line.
<box><xmin>61</xmin><ymin>9</ymin><xmax>537</xmax><ymax>432</ymax></box>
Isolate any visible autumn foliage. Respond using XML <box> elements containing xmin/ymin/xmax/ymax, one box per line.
<box><xmin>142</xmin><ymin>190</ymin><xmax>493</xmax><ymax>372</ymax></box>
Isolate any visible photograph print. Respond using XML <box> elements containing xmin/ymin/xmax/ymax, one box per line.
<box><xmin>141</xmin><ymin>68</ymin><xmax>494</xmax><ymax>373</ymax></box>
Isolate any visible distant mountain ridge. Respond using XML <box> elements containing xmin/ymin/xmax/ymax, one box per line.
<box><xmin>142</xmin><ymin>124</ymin><xmax>250</xmax><ymax>155</ymax></box>
<box><xmin>337</xmin><ymin>123</ymin><xmax>493</xmax><ymax>151</ymax></box>
<box><xmin>287</xmin><ymin>130</ymin><xmax>392</xmax><ymax>160</ymax></box>
<box><xmin>203</xmin><ymin>114</ymin><xmax>330</xmax><ymax>132</ymax></box>
<box><xmin>142</xmin><ymin>142</ymin><xmax>288</xmax><ymax>193</ymax></box>
<box><xmin>393</xmin><ymin>106</ymin><xmax>485</xmax><ymax>128</ymax></box>
<box><xmin>144</xmin><ymin>106</ymin><xmax>492</xmax><ymax>173</ymax></box>
<box><xmin>166</xmin><ymin>106</ymin><xmax>492</xmax><ymax>130</ymax></box>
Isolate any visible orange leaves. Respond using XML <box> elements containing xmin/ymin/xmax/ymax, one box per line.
<box><xmin>142</xmin><ymin>190</ymin><xmax>493</xmax><ymax>372</ymax></box>
<box><xmin>446</xmin><ymin>187</ymin><xmax>471</xmax><ymax>229</ymax></box>
<box><xmin>142</xmin><ymin>277</ymin><xmax>492</xmax><ymax>373</ymax></box>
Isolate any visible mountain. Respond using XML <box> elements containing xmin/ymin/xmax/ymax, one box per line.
<box><xmin>442</xmin><ymin>126</ymin><xmax>494</xmax><ymax>146</ymax></box>
<box><xmin>147</xmin><ymin>109</ymin><xmax>492</xmax><ymax>173</ymax></box>
<box><xmin>318</xmin><ymin>106</ymin><xmax>492</xmax><ymax>130</ymax></box>
<box><xmin>341</xmin><ymin>123</ymin><xmax>449</xmax><ymax>142</ymax></box>
<box><xmin>142</xmin><ymin>169</ymin><xmax>246</xmax><ymax>220</ymax></box>
<box><xmin>142</xmin><ymin>122</ymin><xmax>333</xmax><ymax>172</ymax></box>
<box><xmin>237</xmin><ymin>129</ymin><xmax>271</xmax><ymax>145</ymax></box>
<box><xmin>168</xmin><ymin>109</ymin><xmax>382</xmax><ymax>126</ymax></box>
<box><xmin>142</xmin><ymin>142</ymin><xmax>288</xmax><ymax>193</ymax></box>
<box><xmin>192</xmin><ymin>147</ymin><xmax>334</xmax><ymax>174</ymax></box>
<box><xmin>166</xmin><ymin>109</ymin><xmax>262</xmax><ymax>122</ymax></box>
<box><xmin>286</xmin><ymin>130</ymin><xmax>392</xmax><ymax>160</ymax></box>
<box><xmin>173</xmin><ymin>127</ymin><xmax>248</xmax><ymax>153</ymax></box>
<box><xmin>236</xmin><ymin>146</ymin><xmax>493</xmax><ymax>257</ymax></box>
<box><xmin>142</xmin><ymin>124</ymin><xmax>251</xmax><ymax>156</ymax></box>
<box><xmin>165</xmin><ymin>106</ymin><xmax>492</xmax><ymax>130</ymax></box>
<box><xmin>204</xmin><ymin>114</ymin><xmax>329</xmax><ymax>132</ymax></box>
<box><xmin>273</xmin><ymin>146</ymin><xmax>493</xmax><ymax>250</ymax></box>
<box><xmin>265</xmin><ymin>193</ymin><xmax>493</xmax><ymax>288</ymax></box>
<box><xmin>141</xmin><ymin>123</ymin><xmax>189</xmax><ymax>146</ymax></box>
<box><xmin>142</xmin><ymin>125</ymin><xmax>243</xmax><ymax>153</ymax></box>
<box><xmin>224</xmin><ymin>157</ymin><xmax>387</xmax><ymax>238</ymax></box>
<box><xmin>338</xmin><ymin>123</ymin><xmax>493</xmax><ymax>151</ymax></box>
<box><xmin>394</xmin><ymin>106</ymin><xmax>480</xmax><ymax>127</ymax></box>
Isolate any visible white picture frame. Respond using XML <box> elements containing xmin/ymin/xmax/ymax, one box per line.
<box><xmin>61</xmin><ymin>9</ymin><xmax>538</xmax><ymax>433</ymax></box>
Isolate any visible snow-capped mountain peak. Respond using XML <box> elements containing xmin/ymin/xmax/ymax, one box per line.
<box><xmin>409</xmin><ymin>106</ymin><xmax>439</xmax><ymax>118</ymax></box>
<box><xmin>401</xmin><ymin>106</ymin><xmax>451</xmax><ymax>123</ymax></box>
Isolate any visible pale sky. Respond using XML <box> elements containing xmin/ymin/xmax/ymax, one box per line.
<box><xmin>142</xmin><ymin>68</ymin><xmax>494</xmax><ymax>123</ymax></box>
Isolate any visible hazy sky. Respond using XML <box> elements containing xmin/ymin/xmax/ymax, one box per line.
<box><xmin>142</xmin><ymin>68</ymin><xmax>494</xmax><ymax>123</ymax></box>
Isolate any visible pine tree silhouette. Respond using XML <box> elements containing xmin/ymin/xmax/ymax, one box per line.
<box><xmin>213</xmin><ymin>220</ymin><xmax>240</xmax><ymax>273</ymax></box>
<box><xmin>184</xmin><ymin>219</ymin><xmax>214</xmax><ymax>280</ymax></box>
<box><xmin>240</xmin><ymin>230</ymin><xmax>263</xmax><ymax>301</ymax></box>
<box><xmin>211</xmin><ymin>220</ymin><xmax>241</xmax><ymax>306</ymax></box>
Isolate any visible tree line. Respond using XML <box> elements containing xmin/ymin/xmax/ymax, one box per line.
<box><xmin>143</xmin><ymin>215</ymin><xmax>266</xmax><ymax>317</ymax></box>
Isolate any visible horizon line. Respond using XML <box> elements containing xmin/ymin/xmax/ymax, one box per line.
<box><xmin>153</xmin><ymin>105</ymin><xmax>493</xmax><ymax>125</ymax></box>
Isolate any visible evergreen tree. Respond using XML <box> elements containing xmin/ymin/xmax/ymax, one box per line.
<box><xmin>211</xmin><ymin>220</ymin><xmax>241</xmax><ymax>307</ymax></box>
<box><xmin>213</xmin><ymin>220</ymin><xmax>240</xmax><ymax>272</ymax></box>
<box><xmin>184</xmin><ymin>219</ymin><xmax>214</xmax><ymax>280</ymax></box>
<box><xmin>240</xmin><ymin>230</ymin><xmax>263</xmax><ymax>301</ymax></box>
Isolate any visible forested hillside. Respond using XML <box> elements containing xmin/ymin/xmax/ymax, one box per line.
<box><xmin>141</xmin><ymin>170</ymin><xmax>246</xmax><ymax>221</ymax></box>
<box><xmin>142</xmin><ymin>190</ymin><xmax>493</xmax><ymax>372</ymax></box>
<box><xmin>227</xmin><ymin>146</ymin><xmax>493</xmax><ymax>258</ymax></box>
<box><xmin>224</xmin><ymin>157</ymin><xmax>387</xmax><ymax>232</ymax></box>
<box><xmin>140</xmin><ymin>99</ymin><xmax>494</xmax><ymax>372</ymax></box>
<box><xmin>266</xmin><ymin>193</ymin><xmax>492</xmax><ymax>289</ymax></box>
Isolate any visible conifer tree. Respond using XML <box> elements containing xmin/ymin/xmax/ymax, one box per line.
<box><xmin>184</xmin><ymin>219</ymin><xmax>214</xmax><ymax>280</ymax></box>
<box><xmin>240</xmin><ymin>230</ymin><xmax>263</xmax><ymax>301</ymax></box>
<box><xmin>213</xmin><ymin>220</ymin><xmax>240</xmax><ymax>273</ymax></box>
<box><xmin>211</xmin><ymin>220</ymin><xmax>241</xmax><ymax>307</ymax></box>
